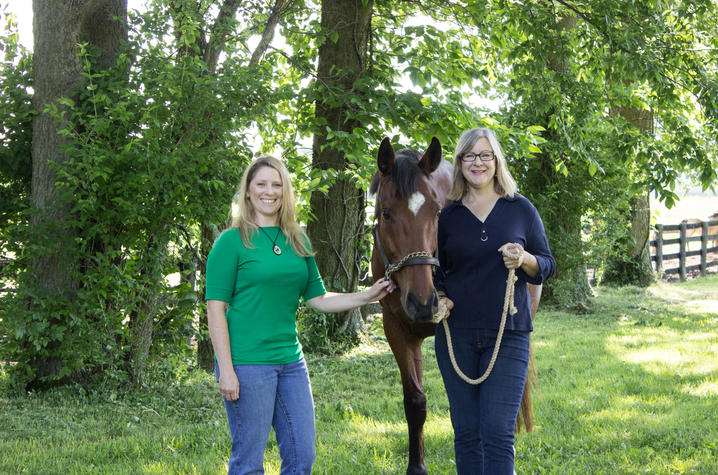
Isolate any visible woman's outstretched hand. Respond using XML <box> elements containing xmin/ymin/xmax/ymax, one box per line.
<box><xmin>366</xmin><ymin>277</ymin><xmax>396</xmax><ymax>302</ymax></box>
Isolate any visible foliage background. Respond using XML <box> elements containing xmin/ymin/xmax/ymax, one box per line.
<box><xmin>0</xmin><ymin>0</ymin><xmax>716</xmax><ymax>390</ymax></box>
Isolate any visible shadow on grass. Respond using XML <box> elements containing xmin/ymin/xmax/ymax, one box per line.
<box><xmin>521</xmin><ymin>279</ymin><xmax>717</xmax><ymax>473</ymax></box>
<box><xmin>306</xmin><ymin>328</ymin><xmax>455</xmax><ymax>474</ymax></box>
<box><xmin>305</xmin><ymin>277</ymin><xmax>717</xmax><ymax>474</ymax></box>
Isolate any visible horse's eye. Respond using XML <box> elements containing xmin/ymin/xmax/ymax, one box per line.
<box><xmin>382</xmin><ymin>208</ymin><xmax>392</xmax><ymax>220</ymax></box>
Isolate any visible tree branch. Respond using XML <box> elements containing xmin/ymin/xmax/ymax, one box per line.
<box><xmin>552</xmin><ymin>0</ymin><xmax>711</xmax><ymax>93</ymax></box>
<box><xmin>205</xmin><ymin>0</ymin><xmax>242</xmax><ymax>74</ymax></box>
<box><xmin>249</xmin><ymin>0</ymin><xmax>289</xmax><ymax>66</ymax></box>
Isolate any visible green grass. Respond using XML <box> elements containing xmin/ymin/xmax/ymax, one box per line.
<box><xmin>520</xmin><ymin>277</ymin><xmax>718</xmax><ymax>474</ymax></box>
<box><xmin>2</xmin><ymin>275</ymin><xmax>717</xmax><ymax>474</ymax></box>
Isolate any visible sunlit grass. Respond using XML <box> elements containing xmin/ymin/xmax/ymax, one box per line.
<box><xmin>1</xmin><ymin>275</ymin><xmax>716</xmax><ymax>474</ymax></box>
<box><xmin>518</xmin><ymin>275</ymin><xmax>718</xmax><ymax>474</ymax></box>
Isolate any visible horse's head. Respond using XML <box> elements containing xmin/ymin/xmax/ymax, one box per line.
<box><xmin>370</xmin><ymin>137</ymin><xmax>452</xmax><ymax>323</ymax></box>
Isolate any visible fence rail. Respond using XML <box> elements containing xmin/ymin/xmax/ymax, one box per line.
<box><xmin>650</xmin><ymin>219</ymin><xmax>718</xmax><ymax>281</ymax></box>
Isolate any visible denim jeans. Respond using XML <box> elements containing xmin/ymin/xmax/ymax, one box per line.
<box><xmin>435</xmin><ymin>324</ymin><xmax>530</xmax><ymax>475</ymax></box>
<box><xmin>216</xmin><ymin>359</ymin><xmax>316</xmax><ymax>475</ymax></box>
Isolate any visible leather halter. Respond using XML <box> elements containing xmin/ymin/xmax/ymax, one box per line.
<box><xmin>372</xmin><ymin>179</ymin><xmax>440</xmax><ymax>280</ymax></box>
<box><xmin>372</xmin><ymin>224</ymin><xmax>440</xmax><ymax>280</ymax></box>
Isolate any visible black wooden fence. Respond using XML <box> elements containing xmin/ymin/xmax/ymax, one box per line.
<box><xmin>651</xmin><ymin>219</ymin><xmax>718</xmax><ymax>280</ymax></box>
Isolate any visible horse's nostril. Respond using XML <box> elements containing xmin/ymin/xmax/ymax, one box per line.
<box><xmin>405</xmin><ymin>291</ymin><xmax>419</xmax><ymax>313</ymax></box>
<box><xmin>405</xmin><ymin>291</ymin><xmax>439</xmax><ymax>322</ymax></box>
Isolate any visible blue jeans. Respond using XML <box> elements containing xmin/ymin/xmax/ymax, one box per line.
<box><xmin>216</xmin><ymin>359</ymin><xmax>316</xmax><ymax>475</ymax></box>
<box><xmin>435</xmin><ymin>325</ymin><xmax>530</xmax><ymax>475</ymax></box>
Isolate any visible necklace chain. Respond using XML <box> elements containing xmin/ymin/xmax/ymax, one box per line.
<box><xmin>258</xmin><ymin>226</ymin><xmax>282</xmax><ymax>255</ymax></box>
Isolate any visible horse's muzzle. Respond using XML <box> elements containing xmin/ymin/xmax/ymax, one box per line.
<box><xmin>404</xmin><ymin>290</ymin><xmax>439</xmax><ymax>323</ymax></box>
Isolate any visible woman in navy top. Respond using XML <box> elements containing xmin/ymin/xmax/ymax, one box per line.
<box><xmin>434</xmin><ymin>127</ymin><xmax>555</xmax><ymax>475</ymax></box>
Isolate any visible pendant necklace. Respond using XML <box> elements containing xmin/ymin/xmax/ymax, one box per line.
<box><xmin>258</xmin><ymin>226</ymin><xmax>282</xmax><ymax>255</ymax></box>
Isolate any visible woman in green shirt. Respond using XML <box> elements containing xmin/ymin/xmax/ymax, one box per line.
<box><xmin>206</xmin><ymin>155</ymin><xmax>393</xmax><ymax>475</ymax></box>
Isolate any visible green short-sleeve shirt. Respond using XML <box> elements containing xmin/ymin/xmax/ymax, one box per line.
<box><xmin>205</xmin><ymin>227</ymin><xmax>326</xmax><ymax>364</ymax></box>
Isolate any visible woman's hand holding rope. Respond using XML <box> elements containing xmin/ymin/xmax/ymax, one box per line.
<box><xmin>498</xmin><ymin>242</ymin><xmax>524</xmax><ymax>269</ymax></box>
<box><xmin>434</xmin><ymin>291</ymin><xmax>454</xmax><ymax>323</ymax></box>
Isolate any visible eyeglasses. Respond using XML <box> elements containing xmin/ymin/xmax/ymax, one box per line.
<box><xmin>461</xmin><ymin>151</ymin><xmax>495</xmax><ymax>162</ymax></box>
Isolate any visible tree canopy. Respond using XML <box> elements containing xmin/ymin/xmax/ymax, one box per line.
<box><xmin>1</xmin><ymin>0</ymin><xmax>715</xmax><ymax>389</ymax></box>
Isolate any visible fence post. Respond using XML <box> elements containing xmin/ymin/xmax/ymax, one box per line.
<box><xmin>655</xmin><ymin>224</ymin><xmax>663</xmax><ymax>274</ymax></box>
<box><xmin>679</xmin><ymin>221</ymin><xmax>687</xmax><ymax>281</ymax></box>
<box><xmin>700</xmin><ymin>221</ymin><xmax>708</xmax><ymax>276</ymax></box>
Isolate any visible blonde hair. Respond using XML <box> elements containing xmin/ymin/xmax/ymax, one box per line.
<box><xmin>229</xmin><ymin>155</ymin><xmax>313</xmax><ymax>257</ymax></box>
<box><xmin>447</xmin><ymin>127</ymin><xmax>517</xmax><ymax>201</ymax></box>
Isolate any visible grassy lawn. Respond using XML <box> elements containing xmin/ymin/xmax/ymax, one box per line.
<box><xmin>2</xmin><ymin>275</ymin><xmax>716</xmax><ymax>474</ymax></box>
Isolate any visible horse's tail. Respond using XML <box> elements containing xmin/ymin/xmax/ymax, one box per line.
<box><xmin>516</xmin><ymin>283</ymin><xmax>542</xmax><ymax>433</ymax></box>
<box><xmin>515</xmin><ymin>337</ymin><xmax>537</xmax><ymax>433</ymax></box>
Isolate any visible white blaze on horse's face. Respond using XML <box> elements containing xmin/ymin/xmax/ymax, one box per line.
<box><xmin>407</xmin><ymin>191</ymin><xmax>426</xmax><ymax>216</ymax></box>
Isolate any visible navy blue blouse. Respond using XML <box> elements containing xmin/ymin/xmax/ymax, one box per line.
<box><xmin>434</xmin><ymin>194</ymin><xmax>555</xmax><ymax>331</ymax></box>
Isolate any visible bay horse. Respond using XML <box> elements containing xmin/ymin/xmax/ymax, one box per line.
<box><xmin>370</xmin><ymin>136</ymin><xmax>539</xmax><ymax>475</ymax></box>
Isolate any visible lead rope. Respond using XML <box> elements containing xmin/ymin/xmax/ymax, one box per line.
<box><xmin>437</xmin><ymin>243</ymin><xmax>523</xmax><ymax>385</ymax></box>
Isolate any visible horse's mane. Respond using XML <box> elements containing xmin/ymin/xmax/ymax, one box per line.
<box><xmin>369</xmin><ymin>149</ymin><xmax>422</xmax><ymax>200</ymax></box>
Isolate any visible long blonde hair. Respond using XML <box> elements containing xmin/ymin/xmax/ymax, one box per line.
<box><xmin>447</xmin><ymin>127</ymin><xmax>517</xmax><ymax>201</ymax></box>
<box><xmin>229</xmin><ymin>155</ymin><xmax>313</xmax><ymax>257</ymax></box>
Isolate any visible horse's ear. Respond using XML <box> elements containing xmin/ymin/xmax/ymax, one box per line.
<box><xmin>378</xmin><ymin>137</ymin><xmax>395</xmax><ymax>176</ymax></box>
<box><xmin>418</xmin><ymin>136</ymin><xmax>442</xmax><ymax>175</ymax></box>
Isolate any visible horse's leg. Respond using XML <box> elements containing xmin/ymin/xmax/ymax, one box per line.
<box><xmin>516</xmin><ymin>283</ymin><xmax>542</xmax><ymax>432</ymax></box>
<box><xmin>383</xmin><ymin>312</ymin><xmax>428</xmax><ymax>475</ymax></box>
<box><xmin>403</xmin><ymin>344</ymin><xmax>427</xmax><ymax>475</ymax></box>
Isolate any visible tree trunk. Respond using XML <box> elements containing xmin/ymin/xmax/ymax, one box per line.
<box><xmin>168</xmin><ymin>0</ymin><xmax>243</xmax><ymax>371</ymax></box>
<box><xmin>196</xmin><ymin>222</ymin><xmax>220</xmax><ymax>371</ymax></box>
<box><xmin>30</xmin><ymin>0</ymin><xmax>127</xmax><ymax>382</ymax></box>
<box><xmin>127</xmin><ymin>233</ymin><xmax>169</xmax><ymax>385</ymax></box>
<box><xmin>168</xmin><ymin>0</ymin><xmax>290</xmax><ymax>370</ymax></box>
<box><xmin>605</xmin><ymin>105</ymin><xmax>655</xmax><ymax>286</ymax></box>
<box><xmin>308</xmin><ymin>0</ymin><xmax>373</xmax><ymax>338</ymax></box>
<box><xmin>628</xmin><ymin>192</ymin><xmax>652</xmax><ymax>284</ymax></box>
<box><xmin>525</xmin><ymin>147</ymin><xmax>593</xmax><ymax>308</ymax></box>
<box><xmin>525</xmin><ymin>14</ymin><xmax>594</xmax><ymax>308</ymax></box>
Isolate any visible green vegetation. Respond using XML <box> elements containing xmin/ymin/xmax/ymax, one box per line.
<box><xmin>521</xmin><ymin>277</ymin><xmax>717</xmax><ymax>473</ymax></box>
<box><xmin>3</xmin><ymin>0</ymin><xmax>718</xmax><ymax>389</ymax></box>
<box><xmin>3</xmin><ymin>275</ymin><xmax>716</xmax><ymax>474</ymax></box>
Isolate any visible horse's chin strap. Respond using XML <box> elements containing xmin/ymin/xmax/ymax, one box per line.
<box><xmin>438</xmin><ymin>243</ymin><xmax>523</xmax><ymax>385</ymax></box>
